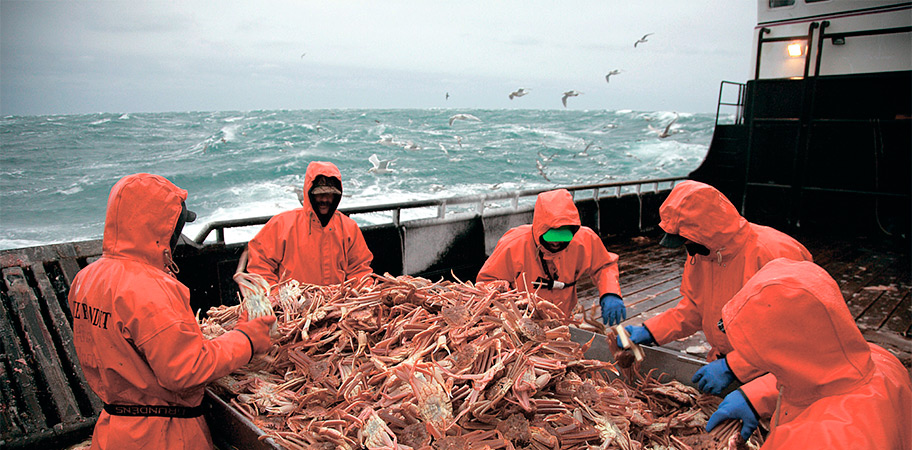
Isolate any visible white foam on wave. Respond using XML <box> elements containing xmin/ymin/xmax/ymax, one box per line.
<box><xmin>55</xmin><ymin>174</ymin><xmax>100</xmax><ymax>196</ymax></box>
<box><xmin>220</xmin><ymin>125</ymin><xmax>240</xmax><ymax>142</ymax></box>
<box><xmin>0</xmin><ymin>238</ymin><xmax>45</xmax><ymax>251</ymax></box>
<box><xmin>186</xmin><ymin>179</ymin><xmax>303</xmax><ymax>244</ymax></box>
<box><xmin>58</xmin><ymin>185</ymin><xmax>84</xmax><ymax>195</ymax></box>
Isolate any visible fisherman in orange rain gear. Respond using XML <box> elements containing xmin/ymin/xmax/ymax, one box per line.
<box><xmin>70</xmin><ymin>173</ymin><xmax>275</xmax><ymax>450</ymax></box>
<box><xmin>710</xmin><ymin>258</ymin><xmax>912</xmax><ymax>447</ymax></box>
<box><xmin>620</xmin><ymin>180</ymin><xmax>812</xmax><ymax>440</ymax></box>
<box><xmin>476</xmin><ymin>188</ymin><xmax>624</xmax><ymax>325</ymax></box>
<box><xmin>245</xmin><ymin>161</ymin><xmax>373</xmax><ymax>288</ymax></box>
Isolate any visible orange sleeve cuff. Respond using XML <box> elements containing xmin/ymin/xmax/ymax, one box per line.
<box><xmin>739</xmin><ymin>373</ymin><xmax>779</xmax><ymax>417</ymax></box>
<box><xmin>727</xmin><ymin>350</ymin><xmax>766</xmax><ymax>382</ymax></box>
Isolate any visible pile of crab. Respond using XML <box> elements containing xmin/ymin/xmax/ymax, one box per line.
<box><xmin>200</xmin><ymin>273</ymin><xmax>762</xmax><ymax>450</ymax></box>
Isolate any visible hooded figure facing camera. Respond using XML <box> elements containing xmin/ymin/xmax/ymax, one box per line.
<box><xmin>246</xmin><ymin>161</ymin><xmax>373</xmax><ymax>287</ymax></box>
<box><xmin>477</xmin><ymin>188</ymin><xmax>624</xmax><ymax>325</ymax></box>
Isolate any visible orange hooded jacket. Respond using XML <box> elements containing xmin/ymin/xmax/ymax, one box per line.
<box><xmin>70</xmin><ymin>174</ymin><xmax>255</xmax><ymax>449</ymax></box>
<box><xmin>643</xmin><ymin>181</ymin><xmax>812</xmax><ymax>414</ymax></box>
<box><xmin>246</xmin><ymin>161</ymin><xmax>373</xmax><ymax>287</ymax></box>
<box><xmin>722</xmin><ymin>258</ymin><xmax>912</xmax><ymax>449</ymax></box>
<box><xmin>476</xmin><ymin>189</ymin><xmax>621</xmax><ymax>320</ymax></box>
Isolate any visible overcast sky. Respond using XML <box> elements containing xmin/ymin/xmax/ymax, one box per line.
<box><xmin>1</xmin><ymin>1</ymin><xmax>758</xmax><ymax>116</ymax></box>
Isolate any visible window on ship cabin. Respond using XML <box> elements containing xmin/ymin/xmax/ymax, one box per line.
<box><xmin>770</xmin><ymin>0</ymin><xmax>795</xmax><ymax>7</ymax></box>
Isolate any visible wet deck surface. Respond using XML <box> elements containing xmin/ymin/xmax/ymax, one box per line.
<box><xmin>576</xmin><ymin>232</ymin><xmax>912</xmax><ymax>375</ymax></box>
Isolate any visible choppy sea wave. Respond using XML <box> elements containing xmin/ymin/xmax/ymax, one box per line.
<box><xmin>0</xmin><ymin>109</ymin><xmax>721</xmax><ymax>250</ymax></box>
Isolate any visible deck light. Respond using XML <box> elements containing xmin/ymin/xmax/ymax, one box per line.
<box><xmin>787</xmin><ymin>42</ymin><xmax>804</xmax><ymax>57</ymax></box>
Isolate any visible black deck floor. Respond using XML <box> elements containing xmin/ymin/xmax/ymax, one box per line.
<box><xmin>576</xmin><ymin>232</ymin><xmax>911</xmax><ymax>376</ymax></box>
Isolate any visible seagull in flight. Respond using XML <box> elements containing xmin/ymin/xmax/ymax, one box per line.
<box><xmin>509</xmin><ymin>88</ymin><xmax>530</xmax><ymax>100</ymax></box>
<box><xmin>449</xmin><ymin>113</ymin><xmax>482</xmax><ymax>126</ymax></box>
<box><xmin>300</xmin><ymin>52</ymin><xmax>306</xmax><ymax>58</ymax></box>
<box><xmin>634</xmin><ymin>33</ymin><xmax>654</xmax><ymax>47</ymax></box>
<box><xmin>605</xmin><ymin>69</ymin><xmax>622</xmax><ymax>83</ymax></box>
<box><xmin>648</xmin><ymin>112</ymin><xmax>680</xmax><ymax>139</ymax></box>
<box><xmin>537</xmin><ymin>151</ymin><xmax>557</xmax><ymax>163</ymax></box>
<box><xmin>536</xmin><ymin>159</ymin><xmax>551</xmax><ymax>182</ymax></box>
<box><xmin>375</xmin><ymin>135</ymin><xmax>400</xmax><ymax>147</ymax></box>
<box><xmin>574</xmin><ymin>141</ymin><xmax>600</xmax><ymax>158</ymax></box>
<box><xmin>561</xmin><ymin>90</ymin><xmax>581</xmax><ymax>108</ymax></box>
<box><xmin>368</xmin><ymin>154</ymin><xmax>395</xmax><ymax>174</ymax></box>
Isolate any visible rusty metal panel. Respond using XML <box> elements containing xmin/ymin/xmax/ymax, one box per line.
<box><xmin>0</xmin><ymin>274</ymin><xmax>45</xmax><ymax>434</ymax></box>
<box><xmin>0</xmin><ymin>248</ymin><xmax>102</xmax><ymax>448</ymax></box>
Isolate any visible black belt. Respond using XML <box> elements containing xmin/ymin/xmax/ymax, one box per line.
<box><xmin>104</xmin><ymin>403</ymin><xmax>206</xmax><ymax>418</ymax></box>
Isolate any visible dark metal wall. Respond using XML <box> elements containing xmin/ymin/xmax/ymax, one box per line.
<box><xmin>691</xmin><ymin>71</ymin><xmax>911</xmax><ymax>245</ymax></box>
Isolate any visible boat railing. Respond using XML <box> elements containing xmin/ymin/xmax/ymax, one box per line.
<box><xmin>715</xmin><ymin>81</ymin><xmax>746</xmax><ymax>126</ymax></box>
<box><xmin>193</xmin><ymin>177</ymin><xmax>686</xmax><ymax>245</ymax></box>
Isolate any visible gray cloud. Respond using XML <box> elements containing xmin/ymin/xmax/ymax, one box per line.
<box><xmin>1</xmin><ymin>0</ymin><xmax>757</xmax><ymax>116</ymax></box>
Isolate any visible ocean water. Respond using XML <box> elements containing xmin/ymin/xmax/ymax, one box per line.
<box><xmin>0</xmin><ymin>109</ymin><xmax>719</xmax><ymax>250</ymax></box>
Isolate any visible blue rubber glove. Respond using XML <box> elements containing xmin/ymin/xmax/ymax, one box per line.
<box><xmin>599</xmin><ymin>293</ymin><xmax>626</xmax><ymax>326</ymax></box>
<box><xmin>692</xmin><ymin>358</ymin><xmax>737</xmax><ymax>395</ymax></box>
<box><xmin>616</xmin><ymin>325</ymin><xmax>656</xmax><ymax>348</ymax></box>
<box><xmin>706</xmin><ymin>390</ymin><xmax>759</xmax><ymax>441</ymax></box>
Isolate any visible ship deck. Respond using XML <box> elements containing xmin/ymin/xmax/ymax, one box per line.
<box><xmin>577</xmin><ymin>232</ymin><xmax>912</xmax><ymax>376</ymax></box>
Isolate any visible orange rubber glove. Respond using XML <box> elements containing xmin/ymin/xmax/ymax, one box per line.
<box><xmin>234</xmin><ymin>314</ymin><xmax>276</xmax><ymax>358</ymax></box>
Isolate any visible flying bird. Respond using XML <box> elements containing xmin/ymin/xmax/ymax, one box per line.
<box><xmin>449</xmin><ymin>113</ymin><xmax>482</xmax><ymax>126</ymax></box>
<box><xmin>605</xmin><ymin>70</ymin><xmax>622</xmax><ymax>83</ymax></box>
<box><xmin>561</xmin><ymin>90</ymin><xmax>581</xmax><ymax>108</ymax></box>
<box><xmin>300</xmin><ymin>52</ymin><xmax>306</xmax><ymax>58</ymax></box>
<box><xmin>634</xmin><ymin>33</ymin><xmax>654</xmax><ymax>47</ymax></box>
<box><xmin>536</xmin><ymin>159</ymin><xmax>551</xmax><ymax>182</ymax></box>
<box><xmin>648</xmin><ymin>112</ymin><xmax>680</xmax><ymax>139</ymax></box>
<box><xmin>574</xmin><ymin>141</ymin><xmax>600</xmax><ymax>158</ymax></box>
<box><xmin>509</xmin><ymin>88</ymin><xmax>530</xmax><ymax>100</ymax></box>
<box><xmin>368</xmin><ymin>154</ymin><xmax>395</xmax><ymax>174</ymax></box>
<box><xmin>375</xmin><ymin>135</ymin><xmax>399</xmax><ymax>147</ymax></box>
<box><xmin>446</xmin><ymin>92</ymin><xmax>450</xmax><ymax>100</ymax></box>
<box><xmin>537</xmin><ymin>151</ymin><xmax>557</xmax><ymax>163</ymax></box>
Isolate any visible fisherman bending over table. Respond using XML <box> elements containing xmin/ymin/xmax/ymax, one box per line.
<box><xmin>710</xmin><ymin>258</ymin><xmax>911</xmax><ymax>447</ymax></box>
<box><xmin>620</xmin><ymin>180</ymin><xmax>812</xmax><ymax>441</ymax></box>
<box><xmin>71</xmin><ymin>173</ymin><xmax>275</xmax><ymax>449</ymax></box>
<box><xmin>476</xmin><ymin>188</ymin><xmax>625</xmax><ymax>325</ymax></box>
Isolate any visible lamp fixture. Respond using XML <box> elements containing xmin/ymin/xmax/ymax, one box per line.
<box><xmin>787</xmin><ymin>42</ymin><xmax>804</xmax><ymax>57</ymax></box>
